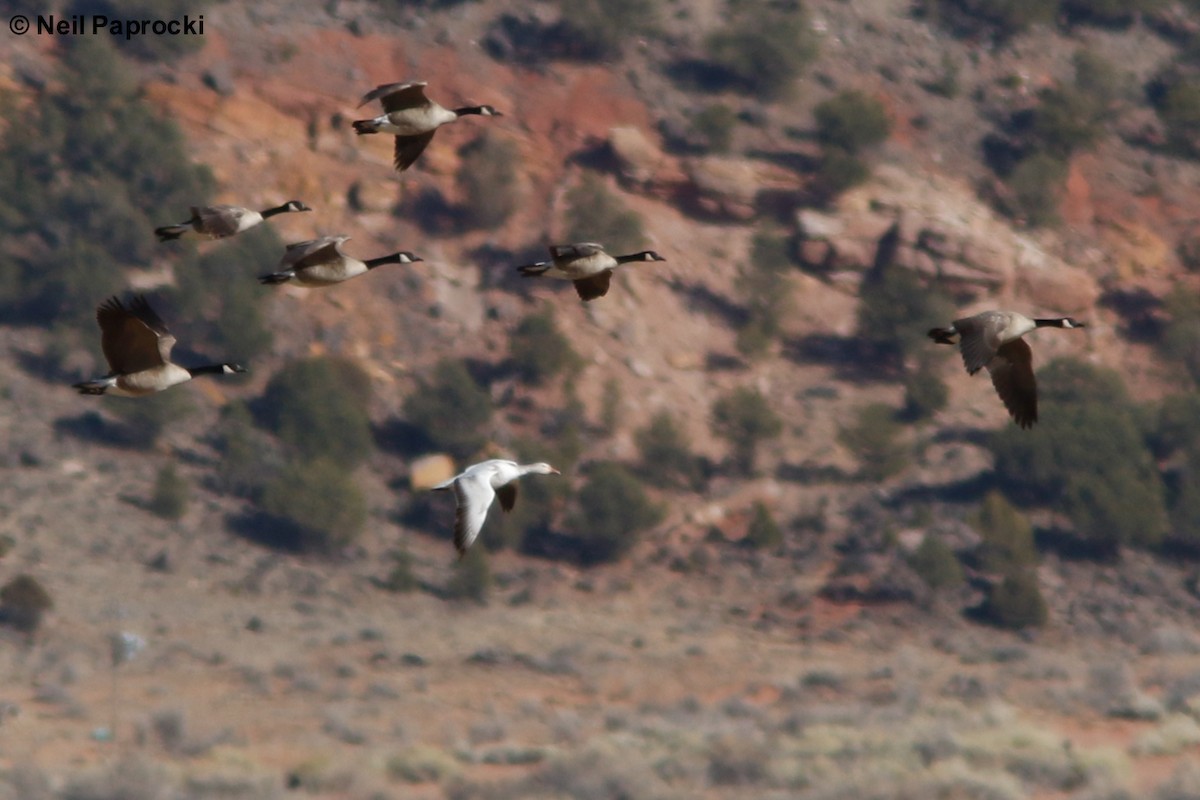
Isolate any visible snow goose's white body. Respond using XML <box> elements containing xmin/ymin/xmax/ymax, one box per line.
<box><xmin>431</xmin><ymin>459</ymin><xmax>559</xmax><ymax>557</ymax></box>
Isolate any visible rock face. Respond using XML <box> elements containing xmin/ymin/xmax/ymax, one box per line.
<box><xmin>607</xmin><ymin>125</ymin><xmax>684</xmax><ymax>189</ymax></box>
<box><xmin>604</xmin><ymin>129</ymin><xmax>807</xmax><ymax>220</ymax></box>
<box><xmin>794</xmin><ymin>164</ymin><xmax>1101</xmax><ymax>313</ymax></box>
<box><xmin>1014</xmin><ymin>259</ymin><xmax>1100</xmax><ymax>314</ymax></box>
<box><xmin>685</xmin><ymin>157</ymin><xmax>761</xmax><ymax>220</ymax></box>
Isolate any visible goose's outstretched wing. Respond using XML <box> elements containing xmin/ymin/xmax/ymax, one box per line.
<box><xmin>953</xmin><ymin>315</ymin><xmax>1000</xmax><ymax>375</ymax></box>
<box><xmin>452</xmin><ymin>473</ymin><xmax>496</xmax><ymax>557</ymax></box>
<box><xmin>551</xmin><ymin>242</ymin><xmax>606</xmax><ymax>260</ymax></box>
<box><xmin>394</xmin><ymin>132</ymin><xmax>436</xmax><ymax>172</ymax></box>
<box><xmin>359</xmin><ymin>81</ymin><xmax>430</xmax><ymax>112</ymax></box>
<box><xmin>97</xmin><ymin>295</ymin><xmax>174</xmax><ymax>374</ymax></box>
<box><xmin>987</xmin><ymin>339</ymin><xmax>1037</xmax><ymax>429</ymax></box>
<box><xmin>573</xmin><ymin>270</ymin><xmax>613</xmax><ymax>301</ymax></box>
<box><xmin>193</xmin><ymin>205</ymin><xmax>246</xmax><ymax>238</ymax></box>
<box><xmin>282</xmin><ymin>236</ymin><xmax>348</xmax><ymax>270</ymax></box>
<box><xmin>496</xmin><ymin>483</ymin><xmax>518</xmax><ymax>512</ymax></box>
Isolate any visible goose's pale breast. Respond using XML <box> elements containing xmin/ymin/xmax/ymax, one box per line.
<box><xmin>554</xmin><ymin>251</ymin><xmax>619</xmax><ymax>279</ymax></box>
<box><xmin>115</xmin><ymin>364</ymin><xmax>192</xmax><ymax>395</ymax></box>
<box><xmin>294</xmin><ymin>258</ymin><xmax>368</xmax><ymax>286</ymax></box>
<box><xmin>378</xmin><ymin>104</ymin><xmax>458</xmax><ymax>135</ymax></box>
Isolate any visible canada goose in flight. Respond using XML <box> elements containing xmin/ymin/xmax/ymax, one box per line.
<box><xmin>431</xmin><ymin>459</ymin><xmax>560</xmax><ymax>558</ymax></box>
<box><xmin>73</xmin><ymin>295</ymin><xmax>247</xmax><ymax>396</ymax></box>
<box><xmin>516</xmin><ymin>243</ymin><xmax>666</xmax><ymax>301</ymax></box>
<box><xmin>155</xmin><ymin>200</ymin><xmax>311</xmax><ymax>242</ymax></box>
<box><xmin>352</xmin><ymin>81</ymin><xmax>502</xmax><ymax>172</ymax></box>
<box><xmin>258</xmin><ymin>236</ymin><xmax>423</xmax><ymax>287</ymax></box>
<box><xmin>928</xmin><ymin>311</ymin><xmax>1086</xmax><ymax>429</ymax></box>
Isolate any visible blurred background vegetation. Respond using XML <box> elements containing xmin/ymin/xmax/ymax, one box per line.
<box><xmin>0</xmin><ymin>37</ymin><xmax>213</xmax><ymax>328</ymax></box>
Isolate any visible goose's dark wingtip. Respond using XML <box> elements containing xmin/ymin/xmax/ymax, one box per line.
<box><xmin>928</xmin><ymin>327</ymin><xmax>958</xmax><ymax>345</ymax></box>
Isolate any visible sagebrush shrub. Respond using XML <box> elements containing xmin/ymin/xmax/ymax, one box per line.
<box><xmin>689</xmin><ymin>104</ymin><xmax>738</xmax><ymax>153</ymax></box>
<box><xmin>636</xmin><ymin>411</ymin><xmax>702</xmax><ymax>490</ymax></box>
<box><xmin>838</xmin><ymin>403</ymin><xmax>909</xmax><ymax>481</ymax></box>
<box><xmin>566</xmin><ymin>462</ymin><xmax>663</xmax><ymax>564</ymax></box>
<box><xmin>259</xmin><ymin>357</ymin><xmax>373</xmax><ymax>469</ymax></box>
<box><xmin>908</xmin><ymin>534</ymin><xmax>964</xmax><ymax>590</ymax></box>
<box><xmin>743</xmin><ymin>502</ymin><xmax>783</xmax><ymax>550</ymax></box>
<box><xmin>736</xmin><ymin>231</ymin><xmax>793</xmax><ymax>358</ymax></box>
<box><xmin>509</xmin><ymin>311</ymin><xmax>580</xmax><ymax>385</ymax></box>
<box><xmin>814</xmin><ymin>91</ymin><xmax>891</xmax><ymax>154</ymax></box>
<box><xmin>702</xmin><ymin>0</ymin><xmax>817</xmax><ymax>99</ymax></box>
<box><xmin>260</xmin><ymin>460</ymin><xmax>367</xmax><ymax>551</ymax></box>
<box><xmin>0</xmin><ymin>35</ymin><xmax>212</xmax><ymax>327</ymax></box>
<box><xmin>857</xmin><ymin>261</ymin><xmax>953</xmax><ymax>368</ymax></box>
<box><xmin>983</xmin><ymin>569</ymin><xmax>1048</xmax><ymax>629</ymax></box>
<box><xmin>457</xmin><ymin>133</ymin><xmax>521</xmax><ymax>229</ymax></box>
<box><xmin>403</xmin><ymin>359</ymin><xmax>493</xmax><ymax>459</ymax></box>
<box><xmin>711</xmin><ymin>387</ymin><xmax>782</xmax><ymax>476</ymax></box>
<box><xmin>556</xmin><ymin>0</ymin><xmax>660</xmax><ymax>56</ymax></box>
<box><xmin>991</xmin><ymin>358</ymin><xmax>1167</xmax><ymax>553</ymax></box>
<box><xmin>149</xmin><ymin>464</ymin><xmax>189</xmax><ymax>520</ymax></box>
<box><xmin>0</xmin><ymin>575</ymin><xmax>53</xmax><ymax>635</ymax></box>
<box><xmin>972</xmin><ymin>491</ymin><xmax>1038</xmax><ymax>573</ymax></box>
<box><xmin>564</xmin><ymin>175</ymin><xmax>644</xmax><ymax>254</ymax></box>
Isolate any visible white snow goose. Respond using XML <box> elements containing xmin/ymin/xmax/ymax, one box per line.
<box><xmin>431</xmin><ymin>459</ymin><xmax>560</xmax><ymax>558</ymax></box>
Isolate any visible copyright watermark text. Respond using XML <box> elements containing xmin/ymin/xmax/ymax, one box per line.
<box><xmin>9</xmin><ymin>14</ymin><xmax>204</xmax><ymax>39</ymax></box>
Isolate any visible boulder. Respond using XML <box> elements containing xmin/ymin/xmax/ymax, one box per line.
<box><xmin>826</xmin><ymin>238</ymin><xmax>878</xmax><ymax>271</ymax></box>
<box><xmin>795</xmin><ymin>164</ymin><xmax>1100</xmax><ymax>312</ymax></box>
<box><xmin>800</xmin><ymin>207</ymin><xmax>893</xmax><ymax>272</ymax></box>
<box><xmin>409</xmin><ymin>454</ymin><xmax>456</xmax><ymax>490</ymax></box>
<box><xmin>1014</xmin><ymin>261</ymin><xmax>1100</xmax><ymax>314</ymax></box>
<box><xmin>796</xmin><ymin>209</ymin><xmax>843</xmax><ymax>240</ymax></box>
<box><xmin>688</xmin><ymin>503</ymin><xmax>727</xmax><ymax>528</ymax></box>
<box><xmin>666</xmin><ymin>350</ymin><xmax>704</xmax><ymax>370</ymax></box>
<box><xmin>958</xmin><ymin>239</ymin><xmax>1011</xmax><ymax>280</ymax></box>
<box><xmin>608</xmin><ymin>125</ymin><xmax>665</xmax><ymax>185</ymax></box>
<box><xmin>796</xmin><ymin>238</ymin><xmax>835</xmax><ymax>270</ymax></box>
<box><xmin>686</xmin><ymin>156</ymin><xmax>761</xmax><ymax>221</ymax></box>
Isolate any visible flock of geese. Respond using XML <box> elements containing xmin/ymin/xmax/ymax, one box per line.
<box><xmin>68</xmin><ymin>79</ymin><xmax>1087</xmax><ymax>558</ymax></box>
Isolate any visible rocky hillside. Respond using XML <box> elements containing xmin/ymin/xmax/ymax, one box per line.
<box><xmin>4</xmin><ymin>0</ymin><xmax>1200</xmax><ymax>797</ymax></box>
